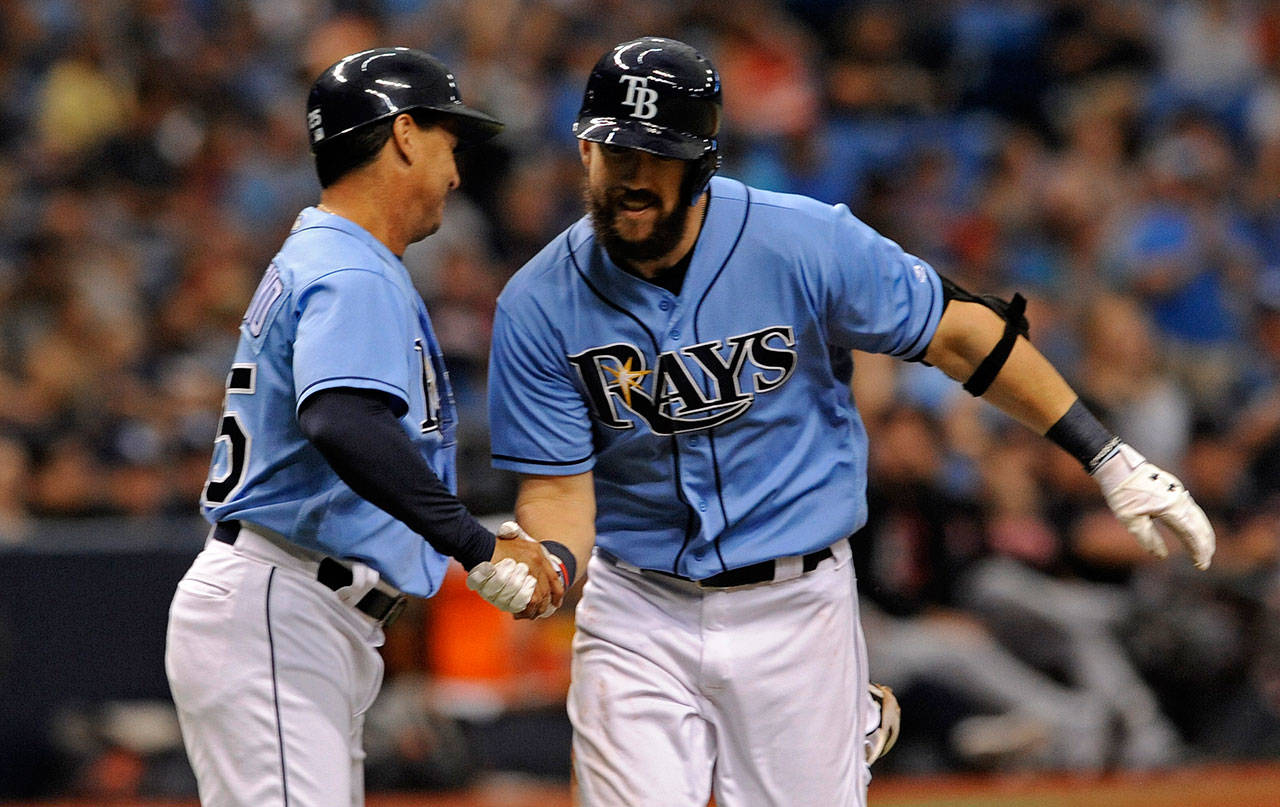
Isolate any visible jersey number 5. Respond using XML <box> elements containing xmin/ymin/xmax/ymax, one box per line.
<box><xmin>202</xmin><ymin>364</ymin><xmax>256</xmax><ymax>504</ymax></box>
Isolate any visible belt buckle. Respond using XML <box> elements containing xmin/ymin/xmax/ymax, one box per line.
<box><xmin>381</xmin><ymin>596</ymin><xmax>408</xmax><ymax>627</ymax></box>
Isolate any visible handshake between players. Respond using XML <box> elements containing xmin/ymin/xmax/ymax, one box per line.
<box><xmin>468</xmin><ymin>521</ymin><xmax>570</xmax><ymax>619</ymax></box>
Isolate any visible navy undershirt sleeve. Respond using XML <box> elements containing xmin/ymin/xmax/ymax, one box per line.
<box><xmin>297</xmin><ymin>387</ymin><xmax>495</xmax><ymax>570</ymax></box>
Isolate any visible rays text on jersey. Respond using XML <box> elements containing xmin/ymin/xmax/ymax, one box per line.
<box><xmin>567</xmin><ymin>326</ymin><xmax>797</xmax><ymax>435</ymax></box>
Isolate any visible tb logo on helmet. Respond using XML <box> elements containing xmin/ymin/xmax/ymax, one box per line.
<box><xmin>619</xmin><ymin>75</ymin><xmax>659</xmax><ymax>120</ymax></box>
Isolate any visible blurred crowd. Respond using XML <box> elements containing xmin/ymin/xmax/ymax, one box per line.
<box><xmin>2</xmin><ymin>0</ymin><xmax>1280</xmax><ymax>796</ymax></box>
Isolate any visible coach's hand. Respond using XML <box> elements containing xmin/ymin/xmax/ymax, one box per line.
<box><xmin>467</xmin><ymin>521</ymin><xmax>566</xmax><ymax>619</ymax></box>
<box><xmin>1094</xmin><ymin>442</ymin><xmax>1215</xmax><ymax>570</ymax></box>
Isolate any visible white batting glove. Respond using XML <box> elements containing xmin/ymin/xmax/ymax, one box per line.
<box><xmin>466</xmin><ymin>557</ymin><xmax>537</xmax><ymax>613</ymax></box>
<box><xmin>1093</xmin><ymin>443</ymin><xmax>1215</xmax><ymax>570</ymax></box>
<box><xmin>335</xmin><ymin>561</ymin><xmax>382</xmax><ymax>608</ymax></box>
<box><xmin>496</xmin><ymin>520</ymin><xmax>565</xmax><ymax>619</ymax></box>
<box><xmin>866</xmin><ymin>683</ymin><xmax>901</xmax><ymax>764</ymax></box>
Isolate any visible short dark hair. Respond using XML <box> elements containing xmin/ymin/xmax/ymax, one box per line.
<box><xmin>312</xmin><ymin>110</ymin><xmax>445</xmax><ymax>188</ymax></box>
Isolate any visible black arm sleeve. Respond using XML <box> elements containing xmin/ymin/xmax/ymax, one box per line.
<box><xmin>297</xmin><ymin>387</ymin><xmax>495</xmax><ymax>570</ymax></box>
<box><xmin>1045</xmin><ymin>398</ymin><xmax>1121</xmax><ymax>474</ymax></box>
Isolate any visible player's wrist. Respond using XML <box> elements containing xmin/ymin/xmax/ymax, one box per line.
<box><xmin>1045</xmin><ymin>398</ymin><xmax>1121</xmax><ymax>474</ymax></box>
<box><xmin>540</xmin><ymin>540</ymin><xmax>576</xmax><ymax>588</ymax></box>
<box><xmin>1091</xmin><ymin>442</ymin><xmax>1147</xmax><ymax>497</ymax></box>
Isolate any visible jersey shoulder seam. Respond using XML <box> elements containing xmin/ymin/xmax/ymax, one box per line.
<box><xmin>747</xmin><ymin>200</ymin><xmax>801</xmax><ymax>211</ymax></box>
<box><xmin>295</xmin><ymin>265</ymin><xmax>412</xmax><ymax>305</ymax></box>
<box><xmin>499</xmin><ymin>227</ymin><xmax>587</xmax><ymax>309</ymax></box>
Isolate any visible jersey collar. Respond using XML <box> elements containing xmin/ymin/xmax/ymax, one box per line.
<box><xmin>293</xmin><ymin>206</ymin><xmax>408</xmax><ymax>270</ymax></box>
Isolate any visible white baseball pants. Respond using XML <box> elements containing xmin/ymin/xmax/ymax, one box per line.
<box><xmin>568</xmin><ymin>540</ymin><xmax>871</xmax><ymax>807</ymax></box>
<box><xmin>165</xmin><ymin>533</ymin><xmax>385</xmax><ymax>807</ymax></box>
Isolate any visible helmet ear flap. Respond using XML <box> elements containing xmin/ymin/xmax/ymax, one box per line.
<box><xmin>683</xmin><ymin>150</ymin><xmax>720</xmax><ymax>206</ymax></box>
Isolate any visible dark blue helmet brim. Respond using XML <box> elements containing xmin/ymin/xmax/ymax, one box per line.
<box><xmin>573</xmin><ymin>116</ymin><xmax>712</xmax><ymax>161</ymax></box>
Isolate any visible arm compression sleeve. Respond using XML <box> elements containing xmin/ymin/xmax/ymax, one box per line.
<box><xmin>1045</xmin><ymin>398</ymin><xmax>1122</xmax><ymax>474</ymax></box>
<box><xmin>298</xmin><ymin>387</ymin><xmax>495</xmax><ymax>570</ymax></box>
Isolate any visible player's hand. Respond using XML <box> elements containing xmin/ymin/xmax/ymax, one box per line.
<box><xmin>495</xmin><ymin>520</ymin><xmax>569</xmax><ymax>619</ymax></box>
<box><xmin>467</xmin><ymin>521</ymin><xmax>566</xmax><ymax>619</ymax></box>
<box><xmin>466</xmin><ymin>557</ymin><xmax>538</xmax><ymax>613</ymax></box>
<box><xmin>866</xmin><ymin>683</ymin><xmax>900</xmax><ymax>764</ymax></box>
<box><xmin>1094</xmin><ymin>443</ymin><xmax>1215</xmax><ymax>570</ymax></box>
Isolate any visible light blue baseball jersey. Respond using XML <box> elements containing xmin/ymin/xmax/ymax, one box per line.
<box><xmin>489</xmin><ymin>176</ymin><xmax>944</xmax><ymax>578</ymax></box>
<box><xmin>201</xmin><ymin>207</ymin><xmax>456</xmax><ymax>597</ymax></box>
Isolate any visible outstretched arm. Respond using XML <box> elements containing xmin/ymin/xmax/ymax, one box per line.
<box><xmin>924</xmin><ymin>300</ymin><xmax>1215</xmax><ymax>569</ymax></box>
<box><xmin>924</xmin><ymin>300</ymin><xmax>1074</xmax><ymax>433</ymax></box>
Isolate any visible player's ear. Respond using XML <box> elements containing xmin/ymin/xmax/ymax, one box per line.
<box><xmin>578</xmin><ymin>139</ymin><xmax>593</xmax><ymax>169</ymax></box>
<box><xmin>390</xmin><ymin>113</ymin><xmax>417</xmax><ymax>164</ymax></box>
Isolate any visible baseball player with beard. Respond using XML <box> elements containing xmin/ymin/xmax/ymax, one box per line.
<box><xmin>475</xmin><ymin>36</ymin><xmax>1215</xmax><ymax>807</ymax></box>
<box><xmin>164</xmin><ymin>48</ymin><xmax>567</xmax><ymax>807</ymax></box>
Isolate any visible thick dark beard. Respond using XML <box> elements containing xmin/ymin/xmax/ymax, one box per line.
<box><xmin>584</xmin><ymin>179</ymin><xmax>691</xmax><ymax>267</ymax></box>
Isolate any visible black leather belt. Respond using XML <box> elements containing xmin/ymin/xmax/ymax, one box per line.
<box><xmin>213</xmin><ymin>521</ymin><xmax>408</xmax><ymax>626</ymax></box>
<box><xmin>646</xmin><ymin>546</ymin><xmax>834</xmax><ymax>588</ymax></box>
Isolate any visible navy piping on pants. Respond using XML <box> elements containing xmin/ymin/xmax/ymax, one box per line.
<box><xmin>266</xmin><ymin>567</ymin><xmax>290</xmax><ymax>807</ymax></box>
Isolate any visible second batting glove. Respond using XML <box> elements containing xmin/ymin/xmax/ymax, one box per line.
<box><xmin>466</xmin><ymin>557</ymin><xmax>537</xmax><ymax>613</ymax></box>
<box><xmin>1093</xmin><ymin>442</ymin><xmax>1216</xmax><ymax>570</ymax></box>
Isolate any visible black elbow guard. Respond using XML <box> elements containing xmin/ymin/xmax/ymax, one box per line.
<box><xmin>939</xmin><ymin>275</ymin><xmax>1030</xmax><ymax>397</ymax></box>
